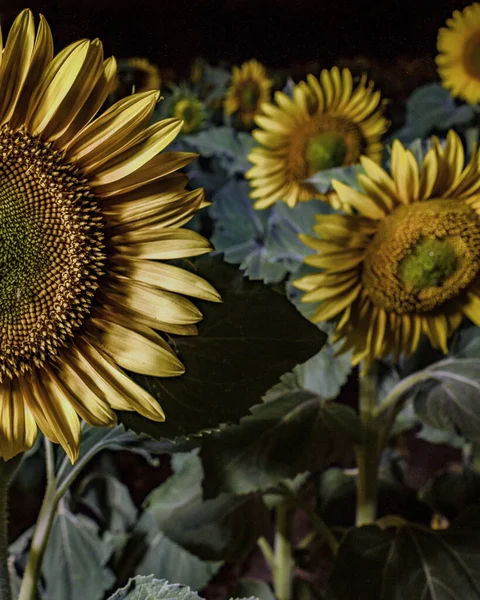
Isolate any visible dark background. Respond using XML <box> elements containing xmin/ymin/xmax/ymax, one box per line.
<box><xmin>0</xmin><ymin>0</ymin><xmax>473</xmax><ymax>73</ymax></box>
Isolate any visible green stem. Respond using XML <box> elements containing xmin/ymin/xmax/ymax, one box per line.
<box><xmin>18</xmin><ymin>439</ymin><xmax>57</xmax><ymax>600</ymax></box>
<box><xmin>373</xmin><ymin>370</ymin><xmax>432</xmax><ymax>420</ymax></box>
<box><xmin>0</xmin><ymin>455</ymin><xmax>22</xmax><ymax>600</ymax></box>
<box><xmin>272</xmin><ymin>503</ymin><xmax>293</xmax><ymax>600</ymax></box>
<box><xmin>471</xmin><ymin>442</ymin><xmax>480</xmax><ymax>473</ymax></box>
<box><xmin>355</xmin><ymin>364</ymin><xmax>380</xmax><ymax>527</ymax></box>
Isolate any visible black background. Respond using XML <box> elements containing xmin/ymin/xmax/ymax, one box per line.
<box><xmin>0</xmin><ymin>0</ymin><xmax>473</xmax><ymax>73</ymax></box>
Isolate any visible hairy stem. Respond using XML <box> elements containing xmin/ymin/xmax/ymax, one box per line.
<box><xmin>272</xmin><ymin>503</ymin><xmax>294</xmax><ymax>600</ymax></box>
<box><xmin>18</xmin><ymin>439</ymin><xmax>57</xmax><ymax>600</ymax></box>
<box><xmin>355</xmin><ymin>364</ymin><xmax>380</xmax><ymax>526</ymax></box>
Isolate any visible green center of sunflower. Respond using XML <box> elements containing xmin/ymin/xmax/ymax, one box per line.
<box><xmin>241</xmin><ymin>82</ymin><xmax>261</xmax><ymax>109</ymax></box>
<box><xmin>0</xmin><ymin>126</ymin><xmax>105</xmax><ymax>381</ymax></box>
<box><xmin>305</xmin><ymin>132</ymin><xmax>348</xmax><ymax>173</ymax></box>
<box><xmin>398</xmin><ymin>237</ymin><xmax>458</xmax><ymax>291</ymax></box>
<box><xmin>174</xmin><ymin>98</ymin><xmax>202</xmax><ymax>133</ymax></box>
<box><xmin>362</xmin><ymin>199</ymin><xmax>480</xmax><ymax>314</ymax></box>
<box><xmin>464</xmin><ymin>33</ymin><xmax>480</xmax><ymax>79</ymax></box>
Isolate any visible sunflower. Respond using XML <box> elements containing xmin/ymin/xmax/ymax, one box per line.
<box><xmin>0</xmin><ymin>10</ymin><xmax>220</xmax><ymax>462</ymax></box>
<box><xmin>113</xmin><ymin>57</ymin><xmax>162</xmax><ymax>100</ymax></box>
<box><xmin>163</xmin><ymin>85</ymin><xmax>207</xmax><ymax>134</ymax></box>
<box><xmin>224</xmin><ymin>59</ymin><xmax>273</xmax><ymax>129</ymax></box>
<box><xmin>436</xmin><ymin>3</ymin><xmax>480</xmax><ymax>104</ymax></box>
<box><xmin>293</xmin><ymin>131</ymin><xmax>480</xmax><ymax>367</ymax></box>
<box><xmin>246</xmin><ymin>67</ymin><xmax>389</xmax><ymax>210</ymax></box>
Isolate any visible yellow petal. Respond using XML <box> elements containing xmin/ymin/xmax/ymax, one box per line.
<box><xmin>91</xmin><ymin>317</ymin><xmax>185</xmax><ymax>376</ymax></box>
<box><xmin>114</xmin><ymin>258</ymin><xmax>221</xmax><ymax>302</ymax></box>
<box><xmin>68</xmin><ymin>90</ymin><xmax>160</xmax><ymax>166</ymax></box>
<box><xmin>19</xmin><ymin>371</ymin><xmax>81</xmax><ymax>463</ymax></box>
<box><xmin>47</xmin><ymin>362</ymin><xmax>117</xmax><ymax>428</ymax></box>
<box><xmin>0</xmin><ymin>380</ymin><xmax>37</xmax><ymax>461</ymax></box>
<box><xmin>311</xmin><ymin>283</ymin><xmax>362</xmax><ymax>322</ymax></box>
<box><xmin>90</xmin><ymin>118</ymin><xmax>184</xmax><ymax>185</ymax></box>
<box><xmin>114</xmin><ymin>229</ymin><xmax>212</xmax><ymax>259</ymax></box>
<box><xmin>78</xmin><ymin>338</ymin><xmax>165</xmax><ymax>421</ymax></box>
<box><xmin>332</xmin><ymin>180</ymin><xmax>387</xmax><ymax>219</ymax></box>
<box><xmin>0</xmin><ymin>9</ymin><xmax>35</xmax><ymax>126</ymax></box>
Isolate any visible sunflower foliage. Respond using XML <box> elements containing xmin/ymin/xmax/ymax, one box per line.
<box><xmin>5</xmin><ymin>4</ymin><xmax>480</xmax><ymax>600</ymax></box>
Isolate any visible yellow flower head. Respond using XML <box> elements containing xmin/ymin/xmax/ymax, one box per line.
<box><xmin>293</xmin><ymin>131</ymin><xmax>480</xmax><ymax>367</ymax></box>
<box><xmin>246</xmin><ymin>67</ymin><xmax>389</xmax><ymax>210</ymax></box>
<box><xmin>437</xmin><ymin>3</ymin><xmax>480</xmax><ymax>104</ymax></box>
<box><xmin>0</xmin><ymin>11</ymin><xmax>220</xmax><ymax>461</ymax></box>
<box><xmin>224</xmin><ymin>59</ymin><xmax>273</xmax><ymax>129</ymax></box>
<box><xmin>167</xmin><ymin>86</ymin><xmax>207</xmax><ymax>134</ymax></box>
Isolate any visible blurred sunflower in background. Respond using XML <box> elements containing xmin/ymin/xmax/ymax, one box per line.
<box><xmin>246</xmin><ymin>67</ymin><xmax>388</xmax><ymax>209</ymax></box>
<box><xmin>293</xmin><ymin>131</ymin><xmax>480</xmax><ymax>367</ymax></box>
<box><xmin>224</xmin><ymin>59</ymin><xmax>273</xmax><ymax>129</ymax></box>
<box><xmin>437</xmin><ymin>3</ymin><xmax>480</xmax><ymax>104</ymax></box>
<box><xmin>113</xmin><ymin>56</ymin><xmax>162</xmax><ymax>100</ymax></box>
<box><xmin>162</xmin><ymin>85</ymin><xmax>207</xmax><ymax>134</ymax></box>
<box><xmin>0</xmin><ymin>10</ymin><xmax>219</xmax><ymax>461</ymax></box>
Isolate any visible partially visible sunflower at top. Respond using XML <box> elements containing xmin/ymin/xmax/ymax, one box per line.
<box><xmin>0</xmin><ymin>10</ymin><xmax>220</xmax><ymax>462</ymax></box>
<box><xmin>112</xmin><ymin>56</ymin><xmax>162</xmax><ymax>101</ymax></box>
<box><xmin>246</xmin><ymin>67</ymin><xmax>389</xmax><ymax>210</ymax></box>
<box><xmin>224</xmin><ymin>59</ymin><xmax>273</xmax><ymax>129</ymax></box>
<box><xmin>436</xmin><ymin>3</ymin><xmax>480</xmax><ymax>105</ymax></box>
<box><xmin>293</xmin><ymin>131</ymin><xmax>480</xmax><ymax>367</ymax></box>
<box><xmin>162</xmin><ymin>85</ymin><xmax>207</xmax><ymax>134</ymax></box>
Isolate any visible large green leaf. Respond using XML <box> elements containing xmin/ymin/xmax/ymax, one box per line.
<box><xmin>420</xmin><ymin>468</ymin><xmax>480</xmax><ymax>520</ymax></box>
<box><xmin>143</xmin><ymin>452</ymin><xmax>268</xmax><ymax>562</ymax></box>
<box><xmin>163</xmin><ymin>493</ymin><xmax>270</xmax><ymax>562</ymax></box>
<box><xmin>42</xmin><ymin>510</ymin><xmax>115</xmax><ymax>600</ymax></box>
<box><xmin>108</xmin><ymin>575</ymin><xmax>258</xmax><ymax>600</ymax></box>
<box><xmin>107</xmin><ymin>576</ymin><xmax>203</xmax><ymax>600</ymax></box>
<box><xmin>119</xmin><ymin>257</ymin><xmax>326</xmax><ymax>440</ymax></box>
<box><xmin>329</xmin><ymin>507</ymin><xmax>480</xmax><ymax>599</ymax></box>
<box><xmin>129</xmin><ymin>511</ymin><xmax>221</xmax><ymax>591</ymax></box>
<box><xmin>413</xmin><ymin>358</ymin><xmax>480</xmax><ymax>440</ymax></box>
<box><xmin>200</xmin><ymin>391</ymin><xmax>362</xmax><ymax>497</ymax></box>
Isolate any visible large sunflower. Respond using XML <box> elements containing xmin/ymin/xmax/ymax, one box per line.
<box><xmin>0</xmin><ymin>10</ymin><xmax>220</xmax><ymax>461</ymax></box>
<box><xmin>246</xmin><ymin>67</ymin><xmax>389</xmax><ymax>210</ymax></box>
<box><xmin>224</xmin><ymin>59</ymin><xmax>273</xmax><ymax>129</ymax></box>
<box><xmin>436</xmin><ymin>3</ymin><xmax>480</xmax><ymax>105</ymax></box>
<box><xmin>293</xmin><ymin>131</ymin><xmax>480</xmax><ymax>367</ymax></box>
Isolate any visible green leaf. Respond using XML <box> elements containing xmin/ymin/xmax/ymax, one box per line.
<box><xmin>163</xmin><ymin>492</ymin><xmax>270</xmax><ymax>561</ymax></box>
<box><xmin>200</xmin><ymin>391</ymin><xmax>362</xmax><ymax>497</ymax></box>
<box><xmin>413</xmin><ymin>358</ymin><xmax>480</xmax><ymax>440</ymax></box>
<box><xmin>107</xmin><ymin>575</ymin><xmax>259</xmax><ymax>600</ymax></box>
<box><xmin>129</xmin><ymin>511</ymin><xmax>221</xmax><ymax>591</ymax></box>
<box><xmin>263</xmin><ymin>340</ymin><xmax>352</xmax><ymax>403</ymax></box>
<box><xmin>142</xmin><ymin>451</ymin><xmax>268</xmax><ymax>562</ymax></box>
<box><xmin>119</xmin><ymin>257</ymin><xmax>326</xmax><ymax>440</ymax></box>
<box><xmin>232</xmin><ymin>579</ymin><xmax>275</xmax><ymax>600</ymax></box>
<box><xmin>421</xmin><ymin>468</ymin><xmax>480</xmax><ymax>519</ymax></box>
<box><xmin>329</xmin><ymin>509</ymin><xmax>480</xmax><ymax>599</ymax></box>
<box><xmin>143</xmin><ymin>452</ymin><xmax>203</xmax><ymax>528</ymax></box>
<box><xmin>107</xmin><ymin>576</ymin><xmax>202</xmax><ymax>600</ymax></box>
<box><xmin>306</xmin><ymin>164</ymin><xmax>365</xmax><ymax>193</ymax></box>
<box><xmin>182</xmin><ymin>126</ymin><xmax>255</xmax><ymax>175</ymax></box>
<box><xmin>42</xmin><ymin>510</ymin><xmax>115</xmax><ymax>600</ymax></box>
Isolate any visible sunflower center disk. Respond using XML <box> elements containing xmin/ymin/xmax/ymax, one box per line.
<box><xmin>305</xmin><ymin>132</ymin><xmax>347</xmax><ymax>173</ymax></box>
<box><xmin>0</xmin><ymin>126</ymin><xmax>105</xmax><ymax>381</ymax></box>
<box><xmin>465</xmin><ymin>33</ymin><xmax>480</xmax><ymax>79</ymax></box>
<box><xmin>174</xmin><ymin>99</ymin><xmax>199</xmax><ymax>129</ymax></box>
<box><xmin>241</xmin><ymin>82</ymin><xmax>261</xmax><ymax>109</ymax></box>
<box><xmin>362</xmin><ymin>199</ymin><xmax>480</xmax><ymax>314</ymax></box>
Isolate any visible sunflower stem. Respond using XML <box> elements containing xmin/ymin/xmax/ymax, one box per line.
<box><xmin>0</xmin><ymin>454</ymin><xmax>22</xmax><ymax>600</ymax></box>
<box><xmin>272</xmin><ymin>502</ymin><xmax>294</xmax><ymax>600</ymax></box>
<box><xmin>355</xmin><ymin>363</ymin><xmax>380</xmax><ymax>526</ymax></box>
<box><xmin>18</xmin><ymin>439</ymin><xmax>57</xmax><ymax>600</ymax></box>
